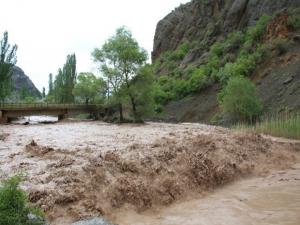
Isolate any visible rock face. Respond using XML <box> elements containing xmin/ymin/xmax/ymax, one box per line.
<box><xmin>11</xmin><ymin>66</ymin><xmax>41</xmax><ymax>98</ymax></box>
<box><xmin>152</xmin><ymin>0</ymin><xmax>300</xmax><ymax>123</ymax></box>
<box><xmin>152</xmin><ymin>0</ymin><xmax>300</xmax><ymax>62</ymax></box>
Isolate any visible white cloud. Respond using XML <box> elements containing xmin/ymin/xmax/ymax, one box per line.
<box><xmin>0</xmin><ymin>0</ymin><xmax>190</xmax><ymax>92</ymax></box>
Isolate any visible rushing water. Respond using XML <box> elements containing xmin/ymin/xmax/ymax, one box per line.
<box><xmin>11</xmin><ymin>116</ymin><xmax>58</xmax><ymax>124</ymax></box>
<box><xmin>114</xmin><ymin>164</ymin><xmax>300</xmax><ymax>225</ymax></box>
<box><xmin>1</xmin><ymin>122</ymin><xmax>299</xmax><ymax>225</ymax></box>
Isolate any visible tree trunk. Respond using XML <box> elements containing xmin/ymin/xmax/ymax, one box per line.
<box><xmin>130</xmin><ymin>95</ymin><xmax>138</xmax><ymax>122</ymax></box>
<box><xmin>119</xmin><ymin>103</ymin><xmax>124</xmax><ymax>123</ymax></box>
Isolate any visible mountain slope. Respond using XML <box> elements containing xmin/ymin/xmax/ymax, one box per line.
<box><xmin>11</xmin><ymin>66</ymin><xmax>41</xmax><ymax>98</ymax></box>
<box><xmin>152</xmin><ymin>0</ymin><xmax>300</xmax><ymax>123</ymax></box>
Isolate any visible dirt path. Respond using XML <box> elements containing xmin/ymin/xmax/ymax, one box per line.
<box><xmin>0</xmin><ymin>121</ymin><xmax>299</xmax><ymax>224</ymax></box>
<box><xmin>113</xmin><ymin>163</ymin><xmax>300</xmax><ymax>225</ymax></box>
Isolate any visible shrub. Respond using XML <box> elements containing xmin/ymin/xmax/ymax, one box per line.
<box><xmin>209</xmin><ymin>42</ymin><xmax>224</xmax><ymax>58</ymax></box>
<box><xmin>273</xmin><ymin>38</ymin><xmax>289</xmax><ymax>55</ymax></box>
<box><xmin>224</xmin><ymin>31</ymin><xmax>245</xmax><ymax>53</ymax></box>
<box><xmin>188</xmin><ymin>67</ymin><xmax>209</xmax><ymax>92</ymax></box>
<box><xmin>0</xmin><ymin>176</ymin><xmax>45</xmax><ymax>225</ymax></box>
<box><xmin>245</xmin><ymin>15</ymin><xmax>271</xmax><ymax>42</ymax></box>
<box><xmin>287</xmin><ymin>14</ymin><xmax>300</xmax><ymax>30</ymax></box>
<box><xmin>168</xmin><ymin>42</ymin><xmax>191</xmax><ymax>61</ymax></box>
<box><xmin>218</xmin><ymin>76</ymin><xmax>262</xmax><ymax>122</ymax></box>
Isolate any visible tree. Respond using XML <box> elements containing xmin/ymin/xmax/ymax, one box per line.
<box><xmin>63</xmin><ymin>54</ymin><xmax>77</xmax><ymax>103</ymax></box>
<box><xmin>73</xmin><ymin>72</ymin><xmax>105</xmax><ymax>104</ymax></box>
<box><xmin>0</xmin><ymin>31</ymin><xmax>17</xmax><ymax>101</ymax></box>
<box><xmin>52</xmin><ymin>54</ymin><xmax>77</xmax><ymax>103</ymax></box>
<box><xmin>42</xmin><ymin>87</ymin><xmax>46</xmax><ymax>98</ymax></box>
<box><xmin>20</xmin><ymin>85</ymin><xmax>32</xmax><ymax>100</ymax></box>
<box><xmin>48</xmin><ymin>73</ymin><xmax>53</xmax><ymax>95</ymax></box>
<box><xmin>123</xmin><ymin>65</ymin><xmax>155</xmax><ymax>120</ymax></box>
<box><xmin>92</xmin><ymin>27</ymin><xmax>149</xmax><ymax>121</ymax></box>
<box><xmin>218</xmin><ymin>76</ymin><xmax>262</xmax><ymax>122</ymax></box>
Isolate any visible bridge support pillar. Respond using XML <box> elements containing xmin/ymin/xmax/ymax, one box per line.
<box><xmin>0</xmin><ymin>110</ymin><xmax>8</xmax><ymax>124</ymax></box>
<box><xmin>58</xmin><ymin>114</ymin><xmax>67</xmax><ymax>121</ymax></box>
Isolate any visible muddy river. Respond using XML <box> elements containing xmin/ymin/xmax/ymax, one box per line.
<box><xmin>115</xmin><ymin>164</ymin><xmax>300</xmax><ymax>225</ymax></box>
<box><xmin>0</xmin><ymin>121</ymin><xmax>299</xmax><ymax>225</ymax></box>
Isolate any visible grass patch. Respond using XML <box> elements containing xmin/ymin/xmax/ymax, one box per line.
<box><xmin>236</xmin><ymin>112</ymin><xmax>300</xmax><ymax>140</ymax></box>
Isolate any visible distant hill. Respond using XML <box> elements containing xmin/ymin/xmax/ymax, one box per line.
<box><xmin>11</xmin><ymin>66</ymin><xmax>41</xmax><ymax>98</ymax></box>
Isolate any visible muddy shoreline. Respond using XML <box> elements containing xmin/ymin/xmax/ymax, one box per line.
<box><xmin>0</xmin><ymin>121</ymin><xmax>300</xmax><ymax>224</ymax></box>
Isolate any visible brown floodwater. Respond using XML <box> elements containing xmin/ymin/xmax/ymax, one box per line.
<box><xmin>0</xmin><ymin>121</ymin><xmax>299</xmax><ymax>225</ymax></box>
<box><xmin>114</xmin><ymin>163</ymin><xmax>300</xmax><ymax>225</ymax></box>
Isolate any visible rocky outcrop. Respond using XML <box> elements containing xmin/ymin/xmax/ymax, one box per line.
<box><xmin>11</xmin><ymin>66</ymin><xmax>41</xmax><ymax>98</ymax></box>
<box><xmin>152</xmin><ymin>0</ymin><xmax>300</xmax><ymax>62</ymax></box>
<box><xmin>152</xmin><ymin>0</ymin><xmax>300</xmax><ymax>123</ymax></box>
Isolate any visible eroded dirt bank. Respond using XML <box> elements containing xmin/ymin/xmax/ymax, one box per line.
<box><xmin>0</xmin><ymin>122</ymin><xmax>300</xmax><ymax>225</ymax></box>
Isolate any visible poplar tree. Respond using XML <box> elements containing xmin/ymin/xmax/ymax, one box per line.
<box><xmin>52</xmin><ymin>54</ymin><xmax>77</xmax><ymax>103</ymax></box>
<box><xmin>0</xmin><ymin>31</ymin><xmax>17</xmax><ymax>101</ymax></box>
<box><xmin>48</xmin><ymin>73</ymin><xmax>53</xmax><ymax>95</ymax></box>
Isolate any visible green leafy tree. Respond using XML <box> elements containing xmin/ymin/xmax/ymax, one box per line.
<box><xmin>0</xmin><ymin>31</ymin><xmax>18</xmax><ymax>101</ymax></box>
<box><xmin>52</xmin><ymin>54</ymin><xmax>77</xmax><ymax>103</ymax></box>
<box><xmin>121</xmin><ymin>65</ymin><xmax>155</xmax><ymax>121</ymax></box>
<box><xmin>218</xmin><ymin>76</ymin><xmax>262</xmax><ymax>122</ymax></box>
<box><xmin>0</xmin><ymin>176</ymin><xmax>45</xmax><ymax>225</ymax></box>
<box><xmin>63</xmin><ymin>54</ymin><xmax>77</xmax><ymax>103</ymax></box>
<box><xmin>92</xmin><ymin>27</ymin><xmax>148</xmax><ymax>121</ymax></box>
<box><xmin>48</xmin><ymin>73</ymin><xmax>53</xmax><ymax>95</ymax></box>
<box><xmin>20</xmin><ymin>85</ymin><xmax>32</xmax><ymax>101</ymax></box>
<box><xmin>73</xmin><ymin>72</ymin><xmax>106</xmax><ymax>104</ymax></box>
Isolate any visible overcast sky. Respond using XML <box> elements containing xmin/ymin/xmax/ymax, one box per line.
<box><xmin>0</xmin><ymin>0</ymin><xmax>190</xmax><ymax>92</ymax></box>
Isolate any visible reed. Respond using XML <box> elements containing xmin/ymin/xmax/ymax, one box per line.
<box><xmin>235</xmin><ymin>112</ymin><xmax>300</xmax><ymax>140</ymax></box>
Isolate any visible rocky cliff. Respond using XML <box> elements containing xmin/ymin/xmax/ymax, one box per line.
<box><xmin>11</xmin><ymin>66</ymin><xmax>41</xmax><ymax>98</ymax></box>
<box><xmin>152</xmin><ymin>0</ymin><xmax>300</xmax><ymax>123</ymax></box>
<box><xmin>152</xmin><ymin>0</ymin><xmax>300</xmax><ymax>62</ymax></box>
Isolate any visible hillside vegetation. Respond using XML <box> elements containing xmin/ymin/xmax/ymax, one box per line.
<box><xmin>152</xmin><ymin>0</ymin><xmax>300</xmax><ymax>124</ymax></box>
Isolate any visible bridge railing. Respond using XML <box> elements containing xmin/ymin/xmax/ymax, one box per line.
<box><xmin>0</xmin><ymin>103</ymin><xmax>103</xmax><ymax>110</ymax></box>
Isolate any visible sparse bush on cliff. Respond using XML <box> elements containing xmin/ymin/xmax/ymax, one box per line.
<box><xmin>273</xmin><ymin>38</ymin><xmax>290</xmax><ymax>55</ymax></box>
<box><xmin>0</xmin><ymin>176</ymin><xmax>45</xmax><ymax>225</ymax></box>
<box><xmin>287</xmin><ymin>8</ymin><xmax>300</xmax><ymax>30</ymax></box>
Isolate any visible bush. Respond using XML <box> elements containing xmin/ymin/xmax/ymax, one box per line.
<box><xmin>209</xmin><ymin>42</ymin><xmax>224</xmax><ymax>58</ymax></box>
<box><xmin>245</xmin><ymin>15</ymin><xmax>271</xmax><ymax>42</ymax></box>
<box><xmin>218</xmin><ymin>76</ymin><xmax>262</xmax><ymax>122</ymax></box>
<box><xmin>287</xmin><ymin>14</ymin><xmax>300</xmax><ymax>30</ymax></box>
<box><xmin>167</xmin><ymin>42</ymin><xmax>192</xmax><ymax>61</ymax></box>
<box><xmin>273</xmin><ymin>38</ymin><xmax>289</xmax><ymax>55</ymax></box>
<box><xmin>188</xmin><ymin>67</ymin><xmax>209</xmax><ymax>92</ymax></box>
<box><xmin>0</xmin><ymin>176</ymin><xmax>45</xmax><ymax>225</ymax></box>
<box><xmin>223</xmin><ymin>31</ymin><xmax>245</xmax><ymax>53</ymax></box>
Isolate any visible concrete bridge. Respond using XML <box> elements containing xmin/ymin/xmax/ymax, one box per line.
<box><xmin>0</xmin><ymin>103</ymin><xmax>106</xmax><ymax>123</ymax></box>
